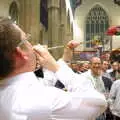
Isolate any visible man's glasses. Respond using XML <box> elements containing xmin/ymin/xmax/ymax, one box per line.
<box><xmin>17</xmin><ymin>33</ymin><xmax>31</xmax><ymax>47</ymax></box>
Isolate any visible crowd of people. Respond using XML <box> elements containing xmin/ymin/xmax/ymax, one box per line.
<box><xmin>62</xmin><ymin>52</ymin><xmax>120</xmax><ymax>120</ymax></box>
<box><xmin>0</xmin><ymin>16</ymin><xmax>119</xmax><ymax>120</ymax></box>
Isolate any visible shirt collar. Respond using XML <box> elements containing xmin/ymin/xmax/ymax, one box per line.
<box><xmin>0</xmin><ymin>72</ymin><xmax>38</xmax><ymax>87</ymax></box>
<box><xmin>89</xmin><ymin>69</ymin><xmax>101</xmax><ymax>78</ymax></box>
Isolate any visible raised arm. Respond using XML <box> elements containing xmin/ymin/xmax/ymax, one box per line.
<box><xmin>62</xmin><ymin>40</ymin><xmax>80</xmax><ymax>63</ymax></box>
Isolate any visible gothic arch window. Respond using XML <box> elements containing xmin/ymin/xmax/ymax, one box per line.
<box><xmin>40</xmin><ymin>0</ymin><xmax>48</xmax><ymax>30</ymax></box>
<box><xmin>85</xmin><ymin>4</ymin><xmax>109</xmax><ymax>48</ymax></box>
<box><xmin>9</xmin><ymin>1</ymin><xmax>19</xmax><ymax>23</ymax></box>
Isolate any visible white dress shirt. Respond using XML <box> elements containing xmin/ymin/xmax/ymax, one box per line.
<box><xmin>81</xmin><ymin>70</ymin><xmax>105</xmax><ymax>93</ymax></box>
<box><xmin>43</xmin><ymin>59</ymin><xmax>94</xmax><ymax>92</ymax></box>
<box><xmin>0</xmin><ymin>61</ymin><xmax>107</xmax><ymax>120</ymax></box>
<box><xmin>109</xmin><ymin>80</ymin><xmax>120</xmax><ymax>117</ymax></box>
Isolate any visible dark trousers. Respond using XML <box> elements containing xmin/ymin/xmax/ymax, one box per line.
<box><xmin>113</xmin><ymin>115</ymin><xmax>120</xmax><ymax>120</ymax></box>
<box><xmin>105</xmin><ymin>107</ymin><xmax>114</xmax><ymax>120</ymax></box>
<box><xmin>96</xmin><ymin>113</ymin><xmax>106</xmax><ymax>120</ymax></box>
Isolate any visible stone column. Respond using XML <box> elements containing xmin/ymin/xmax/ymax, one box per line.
<box><xmin>65</xmin><ymin>18</ymin><xmax>73</xmax><ymax>45</ymax></box>
<box><xmin>60</xmin><ymin>1</ymin><xmax>66</xmax><ymax>45</ymax></box>
<box><xmin>30</xmin><ymin>0</ymin><xmax>40</xmax><ymax>44</ymax></box>
<box><xmin>66</xmin><ymin>14</ymin><xmax>72</xmax><ymax>42</ymax></box>
<box><xmin>18</xmin><ymin>0</ymin><xmax>25</xmax><ymax>29</ymax></box>
<box><xmin>19</xmin><ymin>0</ymin><xmax>31</xmax><ymax>32</ymax></box>
<box><xmin>64</xmin><ymin>12</ymin><xmax>71</xmax><ymax>45</ymax></box>
<box><xmin>48</xmin><ymin>0</ymin><xmax>60</xmax><ymax>59</ymax></box>
<box><xmin>58</xmin><ymin>1</ymin><xmax>66</xmax><ymax>58</ymax></box>
<box><xmin>19</xmin><ymin>0</ymin><xmax>40</xmax><ymax>44</ymax></box>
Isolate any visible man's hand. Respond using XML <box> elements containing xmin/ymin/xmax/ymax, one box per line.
<box><xmin>62</xmin><ymin>40</ymin><xmax>80</xmax><ymax>62</ymax></box>
<box><xmin>66</xmin><ymin>40</ymin><xmax>80</xmax><ymax>49</ymax></box>
<box><xmin>33</xmin><ymin>44</ymin><xmax>60</xmax><ymax>72</ymax></box>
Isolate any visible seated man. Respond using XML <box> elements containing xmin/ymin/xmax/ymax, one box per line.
<box><xmin>0</xmin><ymin>17</ymin><xmax>107</xmax><ymax>120</ymax></box>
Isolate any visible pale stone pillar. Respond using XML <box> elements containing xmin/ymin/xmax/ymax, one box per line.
<box><xmin>64</xmin><ymin>12</ymin><xmax>71</xmax><ymax>45</ymax></box>
<box><xmin>65</xmin><ymin>14</ymin><xmax>73</xmax><ymax>43</ymax></box>
<box><xmin>59</xmin><ymin>0</ymin><xmax>66</xmax><ymax>45</ymax></box>
<box><xmin>19</xmin><ymin>0</ymin><xmax>40</xmax><ymax>44</ymax></box>
<box><xmin>30</xmin><ymin>0</ymin><xmax>40</xmax><ymax>44</ymax></box>
<box><xmin>48</xmin><ymin>0</ymin><xmax>60</xmax><ymax>59</ymax></box>
<box><xmin>69</xmin><ymin>23</ymin><xmax>73</xmax><ymax>40</ymax></box>
<box><xmin>18</xmin><ymin>0</ymin><xmax>25</xmax><ymax>29</ymax></box>
<box><xmin>58</xmin><ymin>0</ymin><xmax>66</xmax><ymax>58</ymax></box>
<box><xmin>19</xmin><ymin>0</ymin><xmax>31</xmax><ymax>32</ymax></box>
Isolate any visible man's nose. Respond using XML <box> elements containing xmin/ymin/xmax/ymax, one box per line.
<box><xmin>95</xmin><ymin>64</ymin><xmax>100</xmax><ymax>67</ymax></box>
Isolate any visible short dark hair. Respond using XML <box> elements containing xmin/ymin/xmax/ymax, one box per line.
<box><xmin>0</xmin><ymin>16</ymin><xmax>21</xmax><ymax>78</ymax></box>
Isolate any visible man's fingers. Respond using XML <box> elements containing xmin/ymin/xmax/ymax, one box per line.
<box><xmin>67</xmin><ymin>40</ymin><xmax>80</xmax><ymax>49</ymax></box>
<box><xmin>33</xmin><ymin>44</ymin><xmax>49</xmax><ymax>57</ymax></box>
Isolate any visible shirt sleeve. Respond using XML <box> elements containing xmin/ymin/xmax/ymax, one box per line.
<box><xmin>14</xmin><ymin>79</ymin><xmax>107</xmax><ymax>120</ymax></box>
<box><xmin>50</xmin><ymin>86</ymin><xmax>107</xmax><ymax>120</ymax></box>
<box><xmin>55</xmin><ymin>59</ymin><xmax>94</xmax><ymax>92</ymax></box>
<box><xmin>38</xmin><ymin>58</ymin><xmax>73</xmax><ymax>87</ymax></box>
<box><xmin>41</xmin><ymin>59</ymin><xmax>94</xmax><ymax>92</ymax></box>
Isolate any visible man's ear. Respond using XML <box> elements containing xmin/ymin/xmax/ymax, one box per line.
<box><xmin>15</xmin><ymin>47</ymin><xmax>28</xmax><ymax>60</ymax></box>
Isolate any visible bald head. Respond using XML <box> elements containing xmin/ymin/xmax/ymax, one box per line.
<box><xmin>90</xmin><ymin>57</ymin><xmax>101</xmax><ymax>64</ymax></box>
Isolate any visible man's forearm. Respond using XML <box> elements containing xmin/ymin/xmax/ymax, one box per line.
<box><xmin>62</xmin><ymin>46</ymin><xmax>73</xmax><ymax>63</ymax></box>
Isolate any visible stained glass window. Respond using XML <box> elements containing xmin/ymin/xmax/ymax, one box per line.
<box><xmin>85</xmin><ymin>4</ymin><xmax>109</xmax><ymax>48</ymax></box>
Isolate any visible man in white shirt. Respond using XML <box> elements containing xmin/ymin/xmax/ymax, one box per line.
<box><xmin>81</xmin><ymin>57</ymin><xmax>105</xmax><ymax>93</ymax></box>
<box><xmin>0</xmin><ymin>16</ymin><xmax>107</xmax><ymax>120</ymax></box>
<box><xmin>81</xmin><ymin>57</ymin><xmax>106</xmax><ymax>120</ymax></box>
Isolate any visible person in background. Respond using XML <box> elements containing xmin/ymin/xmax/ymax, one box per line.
<box><xmin>70</xmin><ymin>63</ymin><xmax>79</xmax><ymax>73</ymax></box>
<box><xmin>81</xmin><ymin>57</ymin><xmax>105</xmax><ymax>93</ymax></box>
<box><xmin>101</xmin><ymin>60</ymin><xmax>113</xmax><ymax>91</ymax></box>
<box><xmin>117</xmin><ymin>62</ymin><xmax>120</xmax><ymax>79</ymax></box>
<box><xmin>81</xmin><ymin>62</ymin><xmax>90</xmax><ymax>73</ymax></box>
<box><xmin>101</xmin><ymin>60</ymin><xmax>113</xmax><ymax>120</ymax></box>
<box><xmin>108</xmin><ymin>61</ymin><xmax>119</xmax><ymax>81</ymax></box>
<box><xmin>0</xmin><ymin>16</ymin><xmax>107</xmax><ymax>120</ymax></box>
<box><xmin>108</xmin><ymin>79</ymin><xmax>120</xmax><ymax>120</ymax></box>
<box><xmin>81</xmin><ymin>57</ymin><xmax>106</xmax><ymax>120</ymax></box>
